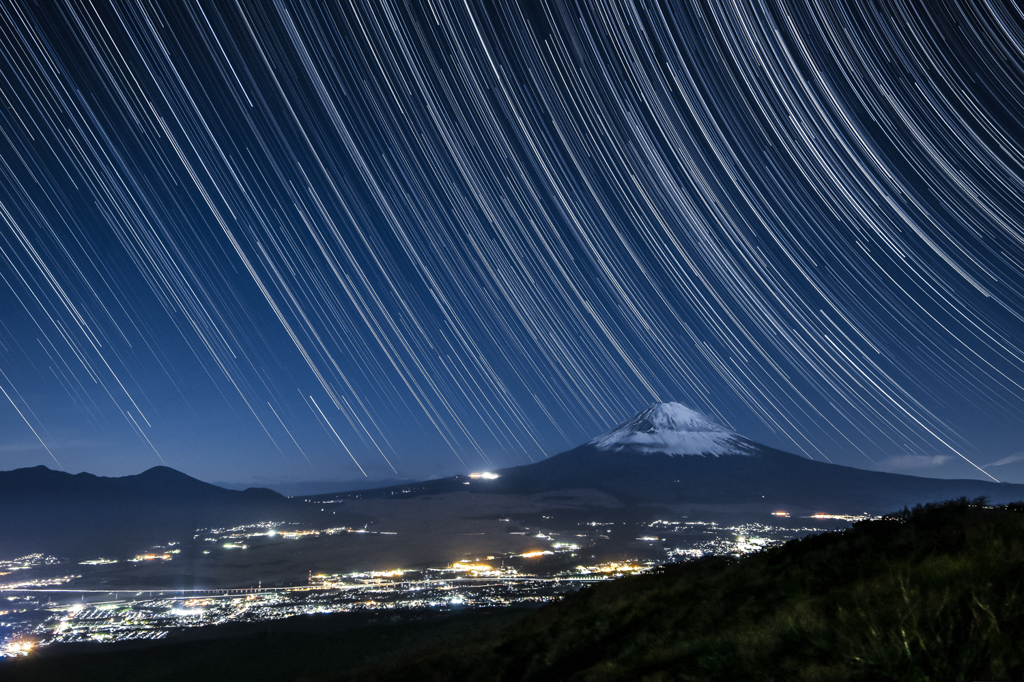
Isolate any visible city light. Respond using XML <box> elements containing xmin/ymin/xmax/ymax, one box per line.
<box><xmin>1</xmin><ymin>639</ymin><xmax>34</xmax><ymax>657</ymax></box>
<box><xmin>129</xmin><ymin>553</ymin><xmax>173</xmax><ymax>562</ymax></box>
<box><xmin>809</xmin><ymin>513</ymin><xmax>874</xmax><ymax>522</ymax></box>
<box><xmin>0</xmin><ymin>511</ymin><xmax>863</xmax><ymax>656</ymax></box>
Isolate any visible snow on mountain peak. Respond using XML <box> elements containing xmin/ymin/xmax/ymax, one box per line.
<box><xmin>589</xmin><ymin>402</ymin><xmax>750</xmax><ymax>456</ymax></box>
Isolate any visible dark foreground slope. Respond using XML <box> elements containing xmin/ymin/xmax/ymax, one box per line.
<box><xmin>0</xmin><ymin>466</ymin><xmax>313</xmax><ymax>558</ymax></box>
<box><xmin>6</xmin><ymin>499</ymin><xmax>1022</xmax><ymax>682</ymax></box>
<box><xmin>0</xmin><ymin>609</ymin><xmax>534</xmax><ymax>682</ymax></box>
<box><xmin>321</xmin><ymin>442</ymin><xmax>1024</xmax><ymax>514</ymax></box>
<box><xmin>334</xmin><ymin>498</ymin><xmax>1024</xmax><ymax>682</ymax></box>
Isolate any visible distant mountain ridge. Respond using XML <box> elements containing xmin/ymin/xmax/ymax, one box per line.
<box><xmin>319</xmin><ymin>402</ymin><xmax>1024</xmax><ymax>514</ymax></box>
<box><xmin>0</xmin><ymin>465</ymin><xmax>307</xmax><ymax>559</ymax></box>
<box><xmin>6</xmin><ymin>403</ymin><xmax>1022</xmax><ymax>557</ymax></box>
<box><xmin>0</xmin><ymin>465</ymin><xmax>281</xmax><ymax>502</ymax></box>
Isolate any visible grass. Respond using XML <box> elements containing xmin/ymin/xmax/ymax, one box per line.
<box><xmin>325</xmin><ymin>498</ymin><xmax>1024</xmax><ymax>681</ymax></box>
<box><xmin>6</xmin><ymin>498</ymin><xmax>1021</xmax><ymax>681</ymax></box>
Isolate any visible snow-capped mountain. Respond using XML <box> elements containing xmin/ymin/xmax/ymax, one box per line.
<box><xmin>589</xmin><ymin>402</ymin><xmax>753</xmax><ymax>457</ymax></box>
<box><xmin>323</xmin><ymin>402</ymin><xmax>1024</xmax><ymax>514</ymax></box>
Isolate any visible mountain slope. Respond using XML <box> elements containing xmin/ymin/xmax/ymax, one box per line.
<box><xmin>0</xmin><ymin>466</ymin><xmax>308</xmax><ymax>558</ymax></box>
<box><xmin>321</xmin><ymin>403</ymin><xmax>1024</xmax><ymax>513</ymax></box>
<box><xmin>331</xmin><ymin>499</ymin><xmax>1024</xmax><ymax>682</ymax></box>
<box><xmin>6</xmin><ymin>501</ymin><xmax>1021</xmax><ymax>681</ymax></box>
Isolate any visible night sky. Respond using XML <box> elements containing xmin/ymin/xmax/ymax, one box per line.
<box><xmin>1</xmin><ymin>1</ymin><xmax>1023</xmax><ymax>488</ymax></box>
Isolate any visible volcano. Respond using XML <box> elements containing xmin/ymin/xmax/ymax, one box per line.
<box><xmin>325</xmin><ymin>402</ymin><xmax>1024</xmax><ymax>514</ymax></box>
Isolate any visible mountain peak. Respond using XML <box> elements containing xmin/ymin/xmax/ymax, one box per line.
<box><xmin>135</xmin><ymin>465</ymin><xmax>195</xmax><ymax>479</ymax></box>
<box><xmin>590</xmin><ymin>402</ymin><xmax>750</xmax><ymax>457</ymax></box>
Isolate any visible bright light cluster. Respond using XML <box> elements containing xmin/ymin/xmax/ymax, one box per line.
<box><xmin>1</xmin><ymin>639</ymin><xmax>34</xmax><ymax>657</ymax></box>
<box><xmin>129</xmin><ymin>553</ymin><xmax>173</xmax><ymax>562</ymax></box>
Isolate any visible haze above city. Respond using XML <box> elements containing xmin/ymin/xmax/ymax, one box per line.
<box><xmin>1</xmin><ymin>1</ymin><xmax>1022</xmax><ymax>487</ymax></box>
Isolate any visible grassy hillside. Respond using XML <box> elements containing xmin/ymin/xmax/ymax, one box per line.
<box><xmin>0</xmin><ymin>608</ymin><xmax>535</xmax><ymax>682</ymax></box>
<box><xmin>330</xmin><ymin>498</ymin><xmax>1024</xmax><ymax>681</ymax></box>
<box><xmin>5</xmin><ymin>498</ymin><xmax>1021</xmax><ymax>681</ymax></box>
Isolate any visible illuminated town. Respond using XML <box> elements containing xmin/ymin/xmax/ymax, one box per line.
<box><xmin>0</xmin><ymin>511</ymin><xmax>870</xmax><ymax>657</ymax></box>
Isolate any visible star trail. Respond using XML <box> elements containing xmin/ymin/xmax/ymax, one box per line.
<box><xmin>0</xmin><ymin>1</ymin><xmax>1022</xmax><ymax>484</ymax></box>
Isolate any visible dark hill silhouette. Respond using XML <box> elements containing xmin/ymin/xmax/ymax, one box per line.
<box><xmin>0</xmin><ymin>465</ymin><xmax>309</xmax><ymax>558</ymax></box>
<box><xmin>329</xmin><ymin>499</ymin><xmax>1024</xmax><ymax>681</ymax></box>
<box><xmin>5</xmin><ymin>500</ymin><xmax>1022</xmax><ymax>681</ymax></box>
<box><xmin>0</xmin><ymin>465</ymin><xmax>282</xmax><ymax>504</ymax></box>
